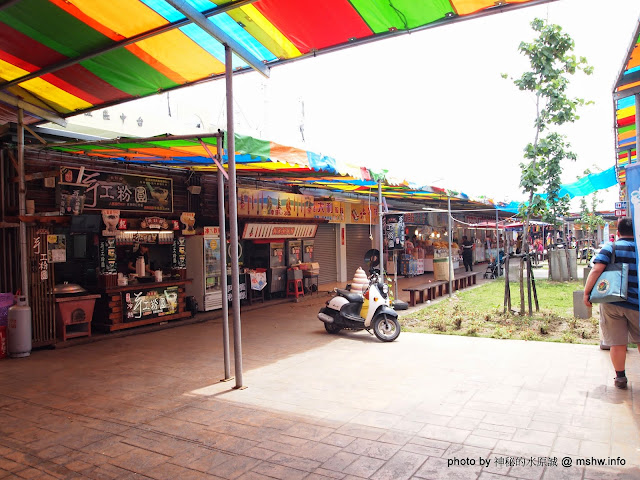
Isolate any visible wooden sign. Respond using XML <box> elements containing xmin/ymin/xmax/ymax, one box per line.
<box><xmin>60</xmin><ymin>166</ymin><xmax>173</xmax><ymax>213</ymax></box>
<box><xmin>123</xmin><ymin>285</ymin><xmax>179</xmax><ymax>321</ymax></box>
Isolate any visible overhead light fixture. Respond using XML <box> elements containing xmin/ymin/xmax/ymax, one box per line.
<box><xmin>187</xmin><ymin>185</ymin><xmax>202</xmax><ymax>195</ymax></box>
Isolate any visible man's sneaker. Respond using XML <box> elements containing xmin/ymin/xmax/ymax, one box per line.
<box><xmin>614</xmin><ymin>376</ymin><xmax>628</xmax><ymax>389</ymax></box>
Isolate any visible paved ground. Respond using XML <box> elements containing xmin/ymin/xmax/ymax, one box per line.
<box><xmin>1</xmin><ymin>267</ymin><xmax>638</xmax><ymax>479</ymax></box>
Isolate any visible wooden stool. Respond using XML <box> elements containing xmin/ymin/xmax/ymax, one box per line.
<box><xmin>287</xmin><ymin>278</ymin><xmax>304</xmax><ymax>298</ymax></box>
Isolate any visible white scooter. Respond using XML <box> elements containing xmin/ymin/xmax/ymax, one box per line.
<box><xmin>317</xmin><ymin>250</ymin><xmax>401</xmax><ymax>342</ymax></box>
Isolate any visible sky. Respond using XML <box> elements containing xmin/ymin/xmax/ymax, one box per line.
<box><xmin>67</xmin><ymin>0</ymin><xmax>640</xmax><ymax>211</ymax></box>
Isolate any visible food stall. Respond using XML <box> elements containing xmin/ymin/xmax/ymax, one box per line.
<box><xmin>55</xmin><ymin>167</ymin><xmax>193</xmax><ymax>333</ymax></box>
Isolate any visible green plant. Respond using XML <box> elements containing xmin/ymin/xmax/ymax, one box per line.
<box><xmin>561</xmin><ymin>331</ymin><xmax>576</xmax><ymax>343</ymax></box>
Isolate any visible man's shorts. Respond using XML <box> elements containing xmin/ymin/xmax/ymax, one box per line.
<box><xmin>600</xmin><ymin>303</ymin><xmax>640</xmax><ymax>346</ymax></box>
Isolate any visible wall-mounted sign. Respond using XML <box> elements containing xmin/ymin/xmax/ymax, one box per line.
<box><xmin>100</xmin><ymin>238</ymin><xmax>117</xmax><ymax>274</ymax></box>
<box><xmin>203</xmin><ymin>226</ymin><xmax>220</xmax><ymax>236</ymax></box>
<box><xmin>47</xmin><ymin>235</ymin><xmax>67</xmax><ymax>263</ymax></box>
<box><xmin>102</xmin><ymin>209</ymin><xmax>120</xmax><ymax>236</ymax></box>
<box><xmin>60</xmin><ymin>167</ymin><xmax>173</xmax><ymax>213</ymax></box>
<box><xmin>314</xmin><ymin>200</ymin><xmax>346</xmax><ymax>222</ymax></box>
<box><xmin>241</xmin><ymin>224</ymin><xmax>318</xmax><ymax>240</ymax></box>
<box><xmin>348</xmin><ymin>202</ymin><xmax>379</xmax><ymax>225</ymax></box>
<box><xmin>32</xmin><ymin>234</ymin><xmax>48</xmax><ymax>281</ymax></box>
<box><xmin>141</xmin><ymin>217</ymin><xmax>169</xmax><ymax>229</ymax></box>
<box><xmin>58</xmin><ymin>184</ymin><xmax>86</xmax><ymax>215</ymax></box>
<box><xmin>403</xmin><ymin>212</ymin><xmax>429</xmax><ymax>225</ymax></box>
<box><xmin>180</xmin><ymin>212</ymin><xmax>196</xmax><ymax>235</ymax></box>
<box><xmin>172</xmin><ymin>236</ymin><xmax>186</xmax><ymax>269</ymax></box>
<box><xmin>124</xmin><ymin>285</ymin><xmax>179</xmax><ymax>321</ymax></box>
<box><xmin>238</xmin><ymin>188</ymin><xmax>315</xmax><ymax>219</ymax></box>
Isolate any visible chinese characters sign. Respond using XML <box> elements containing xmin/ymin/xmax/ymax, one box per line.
<box><xmin>32</xmin><ymin>233</ymin><xmax>49</xmax><ymax>281</ymax></box>
<box><xmin>60</xmin><ymin>167</ymin><xmax>173</xmax><ymax>213</ymax></box>
<box><xmin>241</xmin><ymin>224</ymin><xmax>318</xmax><ymax>240</ymax></box>
<box><xmin>238</xmin><ymin>188</ymin><xmax>315</xmax><ymax>218</ymax></box>
<box><xmin>124</xmin><ymin>286</ymin><xmax>179</xmax><ymax>321</ymax></box>
<box><xmin>100</xmin><ymin>238</ymin><xmax>117</xmax><ymax>274</ymax></box>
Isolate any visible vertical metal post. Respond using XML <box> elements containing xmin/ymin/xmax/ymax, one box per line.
<box><xmin>226</xmin><ymin>45</ymin><xmax>243</xmax><ymax>389</ymax></box>
<box><xmin>377</xmin><ymin>180</ymin><xmax>384</xmax><ymax>278</ymax></box>
<box><xmin>626</xmin><ymin>148</ymin><xmax>632</xmax><ymax>217</ymax></box>
<box><xmin>636</xmin><ymin>94</ymin><xmax>640</xmax><ymax>171</ymax></box>
<box><xmin>495</xmin><ymin>208</ymin><xmax>500</xmax><ymax>275</ymax></box>
<box><xmin>18</xmin><ymin>109</ymin><xmax>29</xmax><ymax>303</ymax></box>
<box><xmin>218</xmin><ymin>164</ymin><xmax>231</xmax><ymax>381</ymax></box>
<box><xmin>447</xmin><ymin>196</ymin><xmax>453</xmax><ymax>297</ymax></box>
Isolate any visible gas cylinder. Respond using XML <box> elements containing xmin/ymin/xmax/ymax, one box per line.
<box><xmin>8</xmin><ymin>296</ymin><xmax>31</xmax><ymax>358</ymax></box>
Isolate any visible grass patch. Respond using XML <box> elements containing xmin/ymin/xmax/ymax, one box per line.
<box><xmin>401</xmin><ymin>279</ymin><xmax>600</xmax><ymax>344</ymax></box>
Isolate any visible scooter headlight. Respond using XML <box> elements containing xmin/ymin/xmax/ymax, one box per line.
<box><xmin>382</xmin><ymin>284</ymin><xmax>389</xmax><ymax>294</ymax></box>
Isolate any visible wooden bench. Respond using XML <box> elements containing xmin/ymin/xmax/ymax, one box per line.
<box><xmin>452</xmin><ymin>271</ymin><xmax>478</xmax><ymax>291</ymax></box>
<box><xmin>402</xmin><ymin>280</ymin><xmax>449</xmax><ymax>307</ymax></box>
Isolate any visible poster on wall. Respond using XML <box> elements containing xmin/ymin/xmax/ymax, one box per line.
<box><xmin>60</xmin><ymin>166</ymin><xmax>173</xmax><ymax>213</ymax></box>
<box><xmin>47</xmin><ymin>235</ymin><xmax>67</xmax><ymax>263</ymax></box>
<box><xmin>237</xmin><ymin>188</ymin><xmax>315</xmax><ymax>218</ymax></box>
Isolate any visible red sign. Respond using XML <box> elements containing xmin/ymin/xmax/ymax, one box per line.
<box><xmin>615</xmin><ymin>209</ymin><xmax>627</xmax><ymax>217</ymax></box>
<box><xmin>241</xmin><ymin>223</ymin><xmax>317</xmax><ymax>239</ymax></box>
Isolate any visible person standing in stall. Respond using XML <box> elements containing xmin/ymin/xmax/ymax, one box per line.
<box><xmin>461</xmin><ymin>236</ymin><xmax>474</xmax><ymax>272</ymax></box>
<box><xmin>127</xmin><ymin>243</ymin><xmax>153</xmax><ymax>276</ymax></box>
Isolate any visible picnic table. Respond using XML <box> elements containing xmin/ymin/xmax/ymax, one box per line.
<box><xmin>402</xmin><ymin>272</ymin><xmax>479</xmax><ymax>307</ymax></box>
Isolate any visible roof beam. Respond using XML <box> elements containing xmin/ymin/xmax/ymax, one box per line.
<box><xmin>165</xmin><ymin>0</ymin><xmax>270</xmax><ymax>78</ymax></box>
<box><xmin>0</xmin><ymin>92</ymin><xmax>67</xmax><ymax>127</ymax></box>
<box><xmin>0</xmin><ymin>0</ymin><xmax>258</xmax><ymax>92</ymax></box>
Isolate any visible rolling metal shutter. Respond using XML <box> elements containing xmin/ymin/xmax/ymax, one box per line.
<box><xmin>346</xmin><ymin>224</ymin><xmax>374</xmax><ymax>279</ymax></box>
<box><xmin>314</xmin><ymin>224</ymin><xmax>338</xmax><ymax>285</ymax></box>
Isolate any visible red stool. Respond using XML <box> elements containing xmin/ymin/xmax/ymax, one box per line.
<box><xmin>287</xmin><ymin>278</ymin><xmax>304</xmax><ymax>298</ymax></box>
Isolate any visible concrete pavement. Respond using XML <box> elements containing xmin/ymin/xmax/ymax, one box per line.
<box><xmin>0</xmin><ymin>274</ymin><xmax>638</xmax><ymax>479</ymax></box>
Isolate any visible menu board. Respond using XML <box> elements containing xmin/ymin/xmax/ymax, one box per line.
<box><xmin>123</xmin><ymin>285</ymin><xmax>179</xmax><ymax>321</ymax></box>
<box><xmin>172</xmin><ymin>236</ymin><xmax>186</xmax><ymax>268</ymax></box>
<box><xmin>100</xmin><ymin>238</ymin><xmax>117</xmax><ymax>274</ymax></box>
<box><xmin>60</xmin><ymin>166</ymin><xmax>173</xmax><ymax>213</ymax></box>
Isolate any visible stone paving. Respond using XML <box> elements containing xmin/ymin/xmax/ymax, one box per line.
<box><xmin>0</xmin><ymin>275</ymin><xmax>639</xmax><ymax>479</ymax></box>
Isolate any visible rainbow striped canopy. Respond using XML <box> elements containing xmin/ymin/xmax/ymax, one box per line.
<box><xmin>1</xmin><ymin>0</ymin><xmax>555</xmax><ymax>125</ymax></box>
<box><xmin>48</xmin><ymin>131</ymin><xmax>479</xmax><ymax>203</ymax></box>
<box><xmin>615</xmin><ymin>19</ymin><xmax>640</xmax><ymax>187</ymax></box>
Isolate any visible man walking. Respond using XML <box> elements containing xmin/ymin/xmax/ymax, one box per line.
<box><xmin>584</xmin><ymin>217</ymin><xmax>639</xmax><ymax>389</ymax></box>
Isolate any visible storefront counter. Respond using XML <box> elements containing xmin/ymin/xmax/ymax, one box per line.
<box><xmin>94</xmin><ymin>279</ymin><xmax>192</xmax><ymax>332</ymax></box>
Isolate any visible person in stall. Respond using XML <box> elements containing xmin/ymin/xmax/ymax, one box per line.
<box><xmin>127</xmin><ymin>243</ymin><xmax>154</xmax><ymax>276</ymax></box>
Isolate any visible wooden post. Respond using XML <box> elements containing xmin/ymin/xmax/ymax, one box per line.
<box><xmin>526</xmin><ymin>254</ymin><xmax>533</xmax><ymax>316</ymax></box>
<box><xmin>519</xmin><ymin>255</ymin><xmax>525</xmax><ymax>315</ymax></box>
<box><xmin>503</xmin><ymin>253</ymin><xmax>510</xmax><ymax>314</ymax></box>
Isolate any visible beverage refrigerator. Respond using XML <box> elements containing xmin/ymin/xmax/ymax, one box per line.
<box><xmin>184</xmin><ymin>228</ymin><xmax>223</xmax><ymax>311</ymax></box>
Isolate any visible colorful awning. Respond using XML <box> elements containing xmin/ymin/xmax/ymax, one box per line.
<box><xmin>614</xmin><ymin>19</ymin><xmax>640</xmax><ymax>188</ymax></box>
<box><xmin>0</xmin><ymin>0</ymin><xmax>555</xmax><ymax>125</ymax></box>
<box><xmin>46</xmin><ymin>131</ymin><xmax>483</xmax><ymax>204</ymax></box>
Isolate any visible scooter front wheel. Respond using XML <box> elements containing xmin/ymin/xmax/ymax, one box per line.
<box><xmin>372</xmin><ymin>314</ymin><xmax>401</xmax><ymax>342</ymax></box>
<box><xmin>324</xmin><ymin>322</ymin><xmax>342</xmax><ymax>334</ymax></box>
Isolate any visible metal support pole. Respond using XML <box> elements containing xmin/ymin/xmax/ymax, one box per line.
<box><xmin>636</xmin><ymin>94</ymin><xmax>640</xmax><ymax>170</ymax></box>
<box><xmin>495</xmin><ymin>208</ymin><xmax>500</xmax><ymax>275</ymax></box>
<box><xmin>218</xmin><ymin>166</ymin><xmax>231</xmax><ymax>381</ymax></box>
<box><xmin>226</xmin><ymin>45</ymin><xmax>244</xmax><ymax>389</ymax></box>
<box><xmin>18</xmin><ymin>109</ymin><xmax>28</xmax><ymax>303</ymax></box>
<box><xmin>447</xmin><ymin>196</ymin><xmax>453</xmax><ymax>297</ymax></box>
<box><xmin>377</xmin><ymin>180</ymin><xmax>384</xmax><ymax>278</ymax></box>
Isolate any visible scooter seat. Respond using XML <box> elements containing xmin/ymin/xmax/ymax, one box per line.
<box><xmin>336</xmin><ymin>289</ymin><xmax>364</xmax><ymax>303</ymax></box>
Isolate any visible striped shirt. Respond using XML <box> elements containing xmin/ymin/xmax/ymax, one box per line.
<box><xmin>592</xmin><ymin>238</ymin><xmax>638</xmax><ymax>309</ymax></box>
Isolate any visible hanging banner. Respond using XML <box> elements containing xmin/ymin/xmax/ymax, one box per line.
<box><xmin>60</xmin><ymin>167</ymin><xmax>173</xmax><ymax>213</ymax></box>
<box><xmin>237</xmin><ymin>188</ymin><xmax>314</xmax><ymax>218</ymax></box>
<box><xmin>384</xmin><ymin>214</ymin><xmax>405</xmax><ymax>251</ymax></box>
<box><xmin>47</xmin><ymin>235</ymin><xmax>67</xmax><ymax>263</ymax></box>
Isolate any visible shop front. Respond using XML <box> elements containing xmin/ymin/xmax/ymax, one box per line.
<box><xmin>17</xmin><ymin>157</ymin><xmax>200</xmax><ymax>344</ymax></box>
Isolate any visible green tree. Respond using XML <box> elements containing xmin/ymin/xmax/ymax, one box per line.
<box><xmin>509</xmin><ymin>18</ymin><xmax>592</xmax><ymax>252</ymax></box>
<box><xmin>504</xmin><ymin>18</ymin><xmax>592</xmax><ymax>314</ymax></box>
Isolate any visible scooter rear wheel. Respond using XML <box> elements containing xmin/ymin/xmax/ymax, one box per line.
<box><xmin>325</xmin><ymin>322</ymin><xmax>342</xmax><ymax>334</ymax></box>
<box><xmin>372</xmin><ymin>314</ymin><xmax>401</xmax><ymax>342</ymax></box>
